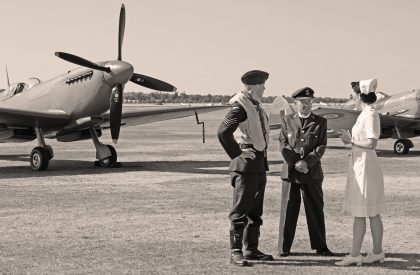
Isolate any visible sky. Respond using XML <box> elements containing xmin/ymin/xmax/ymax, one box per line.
<box><xmin>1</xmin><ymin>0</ymin><xmax>420</xmax><ymax>98</ymax></box>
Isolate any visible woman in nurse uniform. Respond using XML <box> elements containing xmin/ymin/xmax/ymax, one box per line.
<box><xmin>336</xmin><ymin>79</ymin><xmax>386</xmax><ymax>266</ymax></box>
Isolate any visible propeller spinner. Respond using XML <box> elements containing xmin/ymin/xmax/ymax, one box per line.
<box><xmin>55</xmin><ymin>4</ymin><xmax>177</xmax><ymax>143</ymax></box>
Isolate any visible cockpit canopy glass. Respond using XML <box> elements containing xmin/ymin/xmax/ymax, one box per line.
<box><xmin>6</xmin><ymin>82</ymin><xmax>27</xmax><ymax>96</ymax></box>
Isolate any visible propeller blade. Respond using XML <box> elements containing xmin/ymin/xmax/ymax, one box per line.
<box><xmin>130</xmin><ymin>73</ymin><xmax>177</xmax><ymax>92</ymax></box>
<box><xmin>110</xmin><ymin>84</ymin><xmax>123</xmax><ymax>143</ymax></box>
<box><xmin>55</xmin><ymin>52</ymin><xmax>111</xmax><ymax>73</ymax></box>
<box><xmin>118</xmin><ymin>4</ymin><xmax>126</xmax><ymax>61</ymax></box>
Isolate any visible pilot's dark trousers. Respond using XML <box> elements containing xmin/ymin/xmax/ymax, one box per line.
<box><xmin>279</xmin><ymin>179</ymin><xmax>327</xmax><ymax>252</ymax></box>
<box><xmin>229</xmin><ymin>171</ymin><xmax>267</xmax><ymax>251</ymax></box>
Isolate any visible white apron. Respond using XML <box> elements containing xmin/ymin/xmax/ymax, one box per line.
<box><xmin>343</xmin><ymin>106</ymin><xmax>386</xmax><ymax>217</ymax></box>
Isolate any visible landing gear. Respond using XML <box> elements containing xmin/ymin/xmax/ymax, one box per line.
<box><xmin>394</xmin><ymin>139</ymin><xmax>413</xmax><ymax>155</ymax></box>
<box><xmin>30</xmin><ymin>127</ymin><xmax>54</xmax><ymax>171</ymax></box>
<box><xmin>89</xmin><ymin>127</ymin><xmax>120</xmax><ymax>168</ymax></box>
<box><xmin>94</xmin><ymin>145</ymin><xmax>119</xmax><ymax>167</ymax></box>
<box><xmin>30</xmin><ymin>146</ymin><xmax>50</xmax><ymax>171</ymax></box>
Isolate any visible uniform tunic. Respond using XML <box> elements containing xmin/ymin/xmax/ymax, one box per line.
<box><xmin>218</xmin><ymin>92</ymin><xmax>269</xmax><ymax>251</ymax></box>
<box><xmin>278</xmin><ymin>112</ymin><xmax>329</xmax><ymax>252</ymax></box>
<box><xmin>344</xmin><ymin>106</ymin><xmax>386</xmax><ymax>217</ymax></box>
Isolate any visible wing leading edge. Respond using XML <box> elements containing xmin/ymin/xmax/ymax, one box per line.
<box><xmin>99</xmin><ymin>105</ymin><xmax>229</xmax><ymax>128</ymax></box>
<box><xmin>0</xmin><ymin>107</ymin><xmax>71</xmax><ymax>129</ymax></box>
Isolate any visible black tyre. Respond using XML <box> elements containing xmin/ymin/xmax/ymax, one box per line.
<box><xmin>98</xmin><ymin>145</ymin><xmax>118</xmax><ymax>167</ymax></box>
<box><xmin>30</xmin><ymin>146</ymin><xmax>50</xmax><ymax>171</ymax></box>
<box><xmin>394</xmin><ymin>139</ymin><xmax>410</xmax><ymax>155</ymax></box>
<box><xmin>46</xmin><ymin>145</ymin><xmax>54</xmax><ymax>160</ymax></box>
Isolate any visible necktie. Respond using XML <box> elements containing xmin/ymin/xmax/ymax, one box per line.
<box><xmin>256</xmin><ymin>104</ymin><xmax>267</xmax><ymax>150</ymax></box>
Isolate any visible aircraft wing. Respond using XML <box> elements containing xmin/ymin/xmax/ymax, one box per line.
<box><xmin>99</xmin><ymin>105</ymin><xmax>229</xmax><ymax>128</ymax></box>
<box><xmin>379</xmin><ymin>112</ymin><xmax>420</xmax><ymax>131</ymax></box>
<box><xmin>0</xmin><ymin>107</ymin><xmax>71</xmax><ymax>129</ymax></box>
<box><xmin>312</xmin><ymin>107</ymin><xmax>360</xmax><ymax>131</ymax></box>
<box><xmin>313</xmin><ymin>107</ymin><xmax>420</xmax><ymax>136</ymax></box>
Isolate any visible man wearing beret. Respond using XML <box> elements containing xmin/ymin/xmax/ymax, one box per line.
<box><xmin>218</xmin><ymin>70</ymin><xmax>273</xmax><ymax>266</ymax></box>
<box><xmin>277</xmin><ymin>87</ymin><xmax>334</xmax><ymax>257</ymax></box>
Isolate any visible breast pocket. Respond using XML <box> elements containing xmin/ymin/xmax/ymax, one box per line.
<box><xmin>307</xmin><ymin>131</ymin><xmax>318</xmax><ymax>147</ymax></box>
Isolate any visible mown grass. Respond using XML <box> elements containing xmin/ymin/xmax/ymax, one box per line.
<box><xmin>0</xmin><ymin>109</ymin><xmax>418</xmax><ymax>274</ymax></box>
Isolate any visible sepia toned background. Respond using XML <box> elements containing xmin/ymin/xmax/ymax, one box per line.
<box><xmin>1</xmin><ymin>0</ymin><xmax>420</xmax><ymax>97</ymax></box>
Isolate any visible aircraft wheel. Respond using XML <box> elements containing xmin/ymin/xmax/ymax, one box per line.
<box><xmin>30</xmin><ymin>146</ymin><xmax>50</xmax><ymax>171</ymax></box>
<box><xmin>394</xmin><ymin>139</ymin><xmax>410</xmax><ymax>155</ymax></box>
<box><xmin>97</xmin><ymin>145</ymin><xmax>118</xmax><ymax>167</ymax></box>
<box><xmin>46</xmin><ymin>145</ymin><xmax>54</xmax><ymax>160</ymax></box>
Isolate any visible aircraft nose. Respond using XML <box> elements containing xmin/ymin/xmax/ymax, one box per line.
<box><xmin>103</xmin><ymin>61</ymin><xmax>134</xmax><ymax>86</ymax></box>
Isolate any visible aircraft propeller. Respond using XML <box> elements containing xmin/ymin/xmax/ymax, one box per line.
<box><xmin>55</xmin><ymin>4</ymin><xmax>176</xmax><ymax>143</ymax></box>
<box><xmin>54</xmin><ymin>52</ymin><xmax>111</xmax><ymax>73</ymax></box>
<box><xmin>118</xmin><ymin>4</ymin><xmax>125</xmax><ymax>61</ymax></box>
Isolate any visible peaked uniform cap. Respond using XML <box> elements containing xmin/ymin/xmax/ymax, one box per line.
<box><xmin>241</xmin><ymin>70</ymin><xmax>269</xmax><ymax>85</ymax></box>
<box><xmin>292</xmin><ymin>87</ymin><xmax>315</xmax><ymax>99</ymax></box>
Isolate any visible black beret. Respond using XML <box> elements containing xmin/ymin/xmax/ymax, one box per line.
<box><xmin>241</xmin><ymin>70</ymin><xmax>269</xmax><ymax>85</ymax></box>
<box><xmin>292</xmin><ymin>87</ymin><xmax>315</xmax><ymax>99</ymax></box>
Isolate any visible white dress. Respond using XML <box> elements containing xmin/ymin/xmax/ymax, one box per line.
<box><xmin>343</xmin><ymin>106</ymin><xmax>386</xmax><ymax>217</ymax></box>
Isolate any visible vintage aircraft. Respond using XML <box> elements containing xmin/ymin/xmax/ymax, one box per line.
<box><xmin>0</xmin><ymin>4</ymin><xmax>226</xmax><ymax>171</ymax></box>
<box><xmin>270</xmin><ymin>90</ymin><xmax>420</xmax><ymax>155</ymax></box>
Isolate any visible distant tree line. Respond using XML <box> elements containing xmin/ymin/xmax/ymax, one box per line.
<box><xmin>123</xmin><ymin>91</ymin><xmax>348</xmax><ymax>104</ymax></box>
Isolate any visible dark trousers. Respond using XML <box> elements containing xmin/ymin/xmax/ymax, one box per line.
<box><xmin>280</xmin><ymin>179</ymin><xmax>327</xmax><ymax>252</ymax></box>
<box><xmin>229</xmin><ymin>171</ymin><xmax>267</xmax><ymax>251</ymax></box>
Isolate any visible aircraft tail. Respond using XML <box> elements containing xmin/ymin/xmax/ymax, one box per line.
<box><xmin>5</xmin><ymin>66</ymin><xmax>10</xmax><ymax>88</ymax></box>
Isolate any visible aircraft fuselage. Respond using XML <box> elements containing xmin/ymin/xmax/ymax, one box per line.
<box><xmin>0</xmin><ymin>63</ymin><xmax>118</xmax><ymax>121</ymax></box>
<box><xmin>373</xmin><ymin>89</ymin><xmax>420</xmax><ymax>119</ymax></box>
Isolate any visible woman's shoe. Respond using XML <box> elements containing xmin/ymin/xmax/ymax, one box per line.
<box><xmin>363</xmin><ymin>252</ymin><xmax>385</xmax><ymax>263</ymax></box>
<box><xmin>335</xmin><ymin>254</ymin><xmax>363</xmax><ymax>266</ymax></box>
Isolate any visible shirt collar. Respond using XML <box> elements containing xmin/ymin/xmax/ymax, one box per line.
<box><xmin>298</xmin><ymin>111</ymin><xmax>311</xmax><ymax>119</ymax></box>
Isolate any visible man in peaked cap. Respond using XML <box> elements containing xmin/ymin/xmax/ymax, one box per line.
<box><xmin>277</xmin><ymin>87</ymin><xmax>334</xmax><ymax>257</ymax></box>
<box><xmin>217</xmin><ymin>70</ymin><xmax>273</xmax><ymax>266</ymax></box>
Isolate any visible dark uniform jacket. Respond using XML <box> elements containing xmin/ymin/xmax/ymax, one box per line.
<box><xmin>218</xmin><ymin>102</ymin><xmax>268</xmax><ymax>173</ymax></box>
<box><xmin>279</xmin><ymin>112</ymin><xmax>327</xmax><ymax>183</ymax></box>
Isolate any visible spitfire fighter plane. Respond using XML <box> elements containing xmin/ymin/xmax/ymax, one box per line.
<box><xmin>270</xmin><ymin>90</ymin><xmax>420</xmax><ymax>155</ymax></box>
<box><xmin>0</xmin><ymin>4</ymin><xmax>226</xmax><ymax>171</ymax></box>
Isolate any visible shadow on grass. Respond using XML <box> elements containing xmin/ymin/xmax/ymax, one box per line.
<box><xmin>321</xmin><ymin>146</ymin><xmax>420</xmax><ymax>158</ymax></box>
<box><xmin>249</xmin><ymin>252</ymin><xmax>419</xmax><ymax>271</ymax></box>
<box><xmin>327</xmin><ymin>145</ymin><xmax>350</xmax><ymax>150</ymax></box>
<box><xmin>376</xmin><ymin>149</ymin><xmax>420</xmax><ymax>158</ymax></box>
<box><xmin>0</xmin><ymin>155</ymin><xmax>283</xmax><ymax>179</ymax></box>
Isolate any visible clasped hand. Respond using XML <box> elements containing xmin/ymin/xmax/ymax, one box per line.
<box><xmin>295</xmin><ymin>160</ymin><xmax>308</xmax><ymax>173</ymax></box>
<box><xmin>241</xmin><ymin>148</ymin><xmax>256</xmax><ymax>160</ymax></box>
<box><xmin>339</xmin><ymin>129</ymin><xmax>352</xmax><ymax>145</ymax></box>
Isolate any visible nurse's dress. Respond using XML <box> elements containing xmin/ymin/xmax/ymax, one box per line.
<box><xmin>343</xmin><ymin>106</ymin><xmax>386</xmax><ymax>217</ymax></box>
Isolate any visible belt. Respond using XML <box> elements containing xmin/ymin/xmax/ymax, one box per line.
<box><xmin>240</xmin><ymin>144</ymin><xmax>254</xmax><ymax>149</ymax></box>
<box><xmin>240</xmin><ymin>144</ymin><xmax>267</xmax><ymax>158</ymax></box>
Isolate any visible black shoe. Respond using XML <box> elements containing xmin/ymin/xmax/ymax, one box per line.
<box><xmin>278</xmin><ymin>251</ymin><xmax>291</xmax><ymax>257</ymax></box>
<box><xmin>244</xmin><ymin>249</ymin><xmax>274</xmax><ymax>261</ymax></box>
<box><xmin>316</xmin><ymin>247</ymin><xmax>335</xmax><ymax>256</ymax></box>
<box><xmin>230</xmin><ymin>250</ymin><xmax>250</xmax><ymax>266</ymax></box>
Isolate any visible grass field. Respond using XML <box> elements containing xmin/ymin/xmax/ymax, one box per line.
<box><xmin>0</xmin><ymin>108</ymin><xmax>419</xmax><ymax>274</ymax></box>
